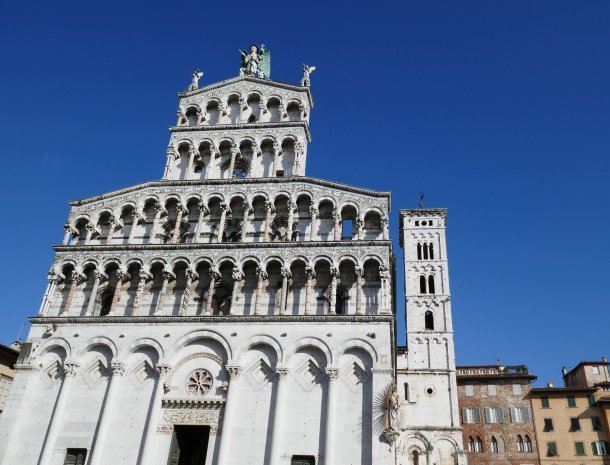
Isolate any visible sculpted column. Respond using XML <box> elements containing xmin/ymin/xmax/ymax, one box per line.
<box><xmin>193</xmin><ymin>204</ymin><xmax>209</xmax><ymax>243</ymax></box>
<box><xmin>86</xmin><ymin>270</ymin><xmax>107</xmax><ymax>316</ymax></box>
<box><xmin>216</xmin><ymin>203</ymin><xmax>229</xmax><ymax>243</ymax></box>
<box><xmin>109</xmin><ymin>270</ymin><xmax>130</xmax><ymax>316</ymax></box>
<box><xmin>105</xmin><ymin>218</ymin><xmax>120</xmax><ymax>244</ymax></box>
<box><xmin>38</xmin><ymin>271</ymin><xmax>62</xmax><ymax>315</ymax></box>
<box><xmin>179</xmin><ymin>269</ymin><xmax>197</xmax><ymax>315</ymax></box>
<box><xmin>332</xmin><ymin>209</ymin><xmax>342</xmax><ymax>241</ymax></box>
<box><xmin>171</xmin><ymin>204</ymin><xmax>185</xmax><ymax>243</ymax></box>
<box><xmin>205</xmin><ymin>269</ymin><xmax>220</xmax><ymax>315</ymax></box>
<box><xmin>253</xmin><ymin>267</ymin><xmax>267</xmax><ymax>315</ymax></box>
<box><xmin>379</xmin><ymin>265</ymin><xmax>390</xmax><ymax>314</ymax></box>
<box><xmin>304</xmin><ymin>266</ymin><xmax>316</xmax><ymax>315</ymax></box>
<box><xmin>133</xmin><ymin>269</ymin><xmax>151</xmax><ymax>315</ymax></box>
<box><xmin>293</xmin><ymin>140</ymin><xmax>303</xmax><ymax>175</ymax></box>
<box><xmin>217</xmin><ymin>366</ymin><xmax>242</xmax><ymax>465</ymax></box>
<box><xmin>128</xmin><ymin>212</ymin><xmax>143</xmax><ymax>243</ymax></box>
<box><xmin>356</xmin><ymin>216</ymin><xmax>364</xmax><ymax>241</ymax></box>
<box><xmin>381</xmin><ymin>216</ymin><xmax>389</xmax><ymax>240</ymax></box>
<box><xmin>286</xmin><ymin>200</ymin><xmax>296</xmax><ymax>241</ymax></box>
<box><xmin>328</xmin><ymin>267</ymin><xmax>339</xmax><ymax>315</ymax></box>
<box><xmin>88</xmin><ymin>362</ymin><xmax>126</xmax><ymax>465</ymax></box>
<box><xmin>230</xmin><ymin>268</ymin><xmax>244</xmax><ymax>315</ymax></box>
<box><xmin>186</xmin><ymin>145</ymin><xmax>198</xmax><ymax>180</ymax></box>
<box><xmin>269</xmin><ymin>367</ymin><xmax>289</xmax><ymax>465</ymax></box>
<box><xmin>272</xmin><ymin>141</ymin><xmax>282</xmax><ymax>176</ymax></box>
<box><xmin>279</xmin><ymin>267</ymin><xmax>291</xmax><ymax>315</ymax></box>
<box><xmin>324</xmin><ymin>368</ymin><xmax>340</xmax><ymax>465</ymax></box>
<box><xmin>154</xmin><ymin>271</ymin><xmax>174</xmax><ymax>315</ymax></box>
<box><xmin>60</xmin><ymin>270</ymin><xmax>85</xmax><ymax>316</ymax></box>
<box><xmin>228</xmin><ymin>146</ymin><xmax>239</xmax><ymax>178</ymax></box>
<box><xmin>355</xmin><ymin>266</ymin><xmax>364</xmax><ymax>315</ymax></box>
<box><xmin>138</xmin><ymin>364</ymin><xmax>172</xmax><ymax>465</ymax></box>
<box><xmin>62</xmin><ymin>223</ymin><xmax>72</xmax><ymax>245</ymax></box>
<box><xmin>84</xmin><ymin>223</ymin><xmax>96</xmax><ymax>244</ymax></box>
<box><xmin>149</xmin><ymin>203</ymin><xmax>164</xmax><ymax>244</ymax></box>
<box><xmin>240</xmin><ymin>202</ymin><xmax>251</xmax><ymax>242</ymax></box>
<box><xmin>309</xmin><ymin>205</ymin><xmax>318</xmax><ymax>241</ymax></box>
<box><xmin>263</xmin><ymin>201</ymin><xmax>273</xmax><ymax>242</ymax></box>
<box><xmin>38</xmin><ymin>363</ymin><xmax>79</xmax><ymax>465</ymax></box>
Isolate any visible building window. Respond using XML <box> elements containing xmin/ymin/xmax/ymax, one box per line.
<box><xmin>490</xmin><ymin>436</ymin><xmax>499</xmax><ymax>453</ymax></box>
<box><xmin>587</xmin><ymin>394</ymin><xmax>597</xmax><ymax>407</ymax></box>
<box><xmin>291</xmin><ymin>456</ymin><xmax>315</xmax><ymax>465</ymax></box>
<box><xmin>592</xmin><ymin>366</ymin><xmax>600</xmax><ymax>375</ymax></box>
<box><xmin>516</xmin><ymin>435</ymin><xmax>524</xmax><ymax>452</ymax></box>
<box><xmin>592</xmin><ymin>441</ymin><xmax>610</xmax><ymax>456</ymax></box>
<box><xmin>541</xmin><ymin>396</ymin><xmax>550</xmax><ymax>408</ymax></box>
<box><xmin>509</xmin><ymin>406</ymin><xmax>530</xmax><ymax>423</ymax></box>
<box><xmin>0</xmin><ymin>376</ymin><xmax>12</xmax><ymax>412</ymax></box>
<box><xmin>462</xmin><ymin>407</ymin><xmax>481</xmax><ymax>424</ymax></box>
<box><xmin>567</xmin><ymin>395</ymin><xmax>576</xmax><ymax>407</ymax></box>
<box><xmin>404</xmin><ymin>383</ymin><xmax>410</xmax><ymax>402</ymax></box>
<box><xmin>428</xmin><ymin>275</ymin><xmax>435</xmax><ymax>294</ymax></box>
<box><xmin>592</xmin><ymin>416</ymin><xmax>603</xmax><ymax>431</ymax></box>
<box><xmin>468</xmin><ymin>436</ymin><xmax>483</xmax><ymax>453</ymax></box>
<box><xmin>419</xmin><ymin>276</ymin><xmax>427</xmax><ymax>294</ymax></box>
<box><xmin>484</xmin><ymin>407</ymin><xmax>504</xmax><ymax>423</ymax></box>
<box><xmin>63</xmin><ymin>449</ymin><xmax>87</xmax><ymax>465</ymax></box>
<box><xmin>468</xmin><ymin>369</ymin><xmax>475</xmax><ymax>375</ymax></box>
<box><xmin>543</xmin><ymin>418</ymin><xmax>554</xmax><ymax>432</ymax></box>
<box><xmin>489</xmin><ymin>368</ymin><xmax>497</xmax><ymax>374</ymax></box>
<box><xmin>547</xmin><ymin>442</ymin><xmax>558</xmax><ymax>457</ymax></box>
<box><xmin>424</xmin><ymin>311</ymin><xmax>434</xmax><ymax>330</ymax></box>
<box><xmin>524</xmin><ymin>434</ymin><xmax>534</xmax><ymax>452</ymax></box>
<box><xmin>574</xmin><ymin>441</ymin><xmax>586</xmax><ymax>456</ymax></box>
<box><xmin>488</xmin><ymin>384</ymin><xmax>497</xmax><ymax>396</ymax></box>
<box><xmin>417</xmin><ymin>243</ymin><xmax>422</xmax><ymax>260</ymax></box>
<box><xmin>512</xmin><ymin>384</ymin><xmax>522</xmax><ymax>395</ymax></box>
<box><xmin>465</xmin><ymin>385</ymin><xmax>474</xmax><ymax>397</ymax></box>
<box><xmin>570</xmin><ymin>417</ymin><xmax>581</xmax><ymax>432</ymax></box>
<box><xmin>479</xmin><ymin>369</ymin><xmax>486</xmax><ymax>374</ymax></box>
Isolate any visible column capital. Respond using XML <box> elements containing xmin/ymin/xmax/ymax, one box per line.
<box><xmin>186</xmin><ymin>268</ymin><xmax>198</xmax><ymax>282</ymax></box>
<box><xmin>231</xmin><ymin>269</ymin><xmax>244</xmax><ymax>282</ymax></box>
<box><xmin>198</xmin><ymin>204</ymin><xmax>210</xmax><ymax>215</ymax></box>
<box><xmin>355</xmin><ymin>266</ymin><xmax>364</xmax><ymax>277</ymax></box>
<box><xmin>309</xmin><ymin>205</ymin><xmax>318</xmax><ymax>217</ymax></box>
<box><xmin>162</xmin><ymin>270</ymin><xmax>176</xmax><ymax>281</ymax></box>
<box><xmin>93</xmin><ymin>270</ymin><xmax>108</xmax><ymax>281</ymax></box>
<box><xmin>226</xmin><ymin>366</ymin><xmax>242</xmax><ymax>379</ymax></box>
<box><xmin>111</xmin><ymin>361</ymin><xmax>126</xmax><ymax>376</ymax></box>
<box><xmin>276</xmin><ymin>367</ymin><xmax>289</xmax><ymax>379</ymax></box>
<box><xmin>116</xmin><ymin>269</ymin><xmax>131</xmax><ymax>283</ymax></box>
<box><xmin>264</xmin><ymin>200</ymin><xmax>273</xmax><ymax>211</ymax></box>
<box><xmin>209</xmin><ymin>269</ymin><xmax>221</xmax><ymax>281</ymax></box>
<box><xmin>71</xmin><ymin>270</ymin><xmax>86</xmax><ymax>284</ymax></box>
<box><xmin>139</xmin><ymin>269</ymin><xmax>152</xmax><ymax>281</ymax></box>
<box><xmin>256</xmin><ymin>267</ymin><xmax>268</xmax><ymax>281</ymax></box>
<box><xmin>304</xmin><ymin>266</ymin><xmax>316</xmax><ymax>279</ymax></box>
<box><xmin>379</xmin><ymin>265</ymin><xmax>390</xmax><ymax>279</ymax></box>
<box><xmin>157</xmin><ymin>363</ymin><xmax>172</xmax><ymax>378</ymax></box>
<box><xmin>280</xmin><ymin>267</ymin><xmax>292</xmax><ymax>279</ymax></box>
<box><xmin>48</xmin><ymin>270</ymin><xmax>64</xmax><ymax>284</ymax></box>
<box><xmin>64</xmin><ymin>363</ymin><xmax>80</xmax><ymax>377</ymax></box>
<box><xmin>325</xmin><ymin>367</ymin><xmax>340</xmax><ymax>381</ymax></box>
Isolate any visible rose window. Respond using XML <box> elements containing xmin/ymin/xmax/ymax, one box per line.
<box><xmin>186</xmin><ymin>369</ymin><xmax>214</xmax><ymax>397</ymax></box>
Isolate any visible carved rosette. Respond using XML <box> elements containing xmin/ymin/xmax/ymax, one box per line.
<box><xmin>186</xmin><ymin>369</ymin><xmax>214</xmax><ymax>397</ymax></box>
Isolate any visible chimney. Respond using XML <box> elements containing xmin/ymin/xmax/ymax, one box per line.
<box><xmin>602</xmin><ymin>356</ymin><xmax>608</xmax><ymax>363</ymax></box>
<box><xmin>562</xmin><ymin>367</ymin><xmax>568</xmax><ymax>376</ymax></box>
<box><xmin>547</xmin><ymin>381</ymin><xmax>554</xmax><ymax>388</ymax></box>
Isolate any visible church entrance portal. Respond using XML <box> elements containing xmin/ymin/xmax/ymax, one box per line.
<box><xmin>167</xmin><ymin>425</ymin><xmax>210</xmax><ymax>465</ymax></box>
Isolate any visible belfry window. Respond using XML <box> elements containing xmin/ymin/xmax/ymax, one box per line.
<box><xmin>232</xmin><ymin>167</ymin><xmax>247</xmax><ymax>179</ymax></box>
<box><xmin>417</xmin><ymin>243</ymin><xmax>422</xmax><ymax>260</ymax></box>
<box><xmin>291</xmin><ymin>456</ymin><xmax>315</xmax><ymax>465</ymax></box>
<box><xmin>63</xmin><ymin>449</ymin><xmax>87</xmax><ymax>465</ymax></box>
<box><xmin>423</xmin><ymin>243</ymin><xmax>429</xmax><ymax>259</ymax></box>
<box><xmin>424</xmin><ymin>311</ymin><xmax>434</xmax><ymax>330</ymax></box>
<box><xmin>428</xmin><ymin>275</ymin><xmax>435</xmax><ymax>294</ymax></box>
<box><xmin>419</xmin><ymin>276</ymin><xmax>427</xmax><ymax>294</ymax></box>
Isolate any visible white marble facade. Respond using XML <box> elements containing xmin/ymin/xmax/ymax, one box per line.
<box><xmin>0</xmin><ymin>70</ymin><xmax>397</xmax><ymax>465</ymax></box>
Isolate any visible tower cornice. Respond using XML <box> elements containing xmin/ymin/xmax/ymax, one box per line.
<box><xmin>170</xmin><ymin>121</ymin><xmax>311</xmax><ymax>141</ymax></box>
<box><xmin>178</xmin><ymin>74</ymin><xmax>314</xmax><ymax>107</ymax></box>
<box><xmin>68</xmin><ymin>177</ymin><xmax>391</xmax><ymax>206</ymax></box>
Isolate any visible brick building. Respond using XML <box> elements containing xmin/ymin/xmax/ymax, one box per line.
<box><xmin>457</xmin><ymin>364</ymin><xmax>540</xmax><ymax>465</ymax></box>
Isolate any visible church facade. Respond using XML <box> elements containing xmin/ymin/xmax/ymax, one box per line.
<box><xmin>0</xmin><ymin>49</ymin><xmax>465</xmax><ymax>465</ymax></box>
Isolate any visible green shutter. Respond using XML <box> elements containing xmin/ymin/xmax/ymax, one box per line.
<box><xmin>588</xmin><ymin>394</ymin><xmax>597</xmax><ymax>406</ymax></box>
<box><xmin>548</xmin><ymin>442</ymin><xmax>557</xmax><ymax>456</ymax></box>
<box><xmin>592</xmin><ymin>442</ymin><xmax>599</xmax><ymax>455</ymax></box>
<box><xmin>541</xmin><ymin>396</ymin><xmax>549</xmax><ymax>408</ymax></box>
<box><xmin>575</xmin><ymin>441</ymin><xmax>585</xmax><ymax>456</ymax></box>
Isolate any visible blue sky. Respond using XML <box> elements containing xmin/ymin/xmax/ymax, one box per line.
<box><xmin>0</xmin><ymin>1</ymin><xmax>608</xmax><ymax>386</ymax></box>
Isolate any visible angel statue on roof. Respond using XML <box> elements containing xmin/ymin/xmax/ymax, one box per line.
<box><xmin>239</xmin><ymin>44</ymin><xmax>271</xmax><ymax>79</ymax></box>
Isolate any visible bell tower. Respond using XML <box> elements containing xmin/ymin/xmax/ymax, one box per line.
<box><xmin>396</xmin><ymin>208</ymin><xmax>467</xmax><ymax>465</ymax></box>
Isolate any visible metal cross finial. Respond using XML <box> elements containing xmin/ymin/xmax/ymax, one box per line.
<box><xmin>418</xmin><ymin>192</ymin><xmax>425</xmax><ymax>209</ymax></box>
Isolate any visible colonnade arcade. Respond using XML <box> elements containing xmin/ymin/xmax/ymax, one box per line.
<box><xmin>65</xmin><ymin>192</ymin><xmax>389</xmax><ymax>246</ymax></box>
<box><xmin>23</xmin><ymin>331</ymin><xmax>380</xmax><ymax>465</ymax></box>
<box><xmin>40</xmin><ymin>255</ymin><xmax>391</xmax><ymax>318</ymax></box>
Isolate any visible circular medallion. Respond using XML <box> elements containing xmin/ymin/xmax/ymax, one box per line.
<box><xmin>186</xmin><ymin>369</ymin><xmax>214</xmax><ymax>397</ymax></box>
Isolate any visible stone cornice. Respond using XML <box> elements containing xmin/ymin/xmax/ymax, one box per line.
<box><xmin>178</xmin><ymin>75</ymin><xmax>313</xmax><ymax>107</ymax></box>
<box><xmin>399</xmin><ymin>208</ymin><xmax>447</xmax><ymax>219</ymax></box>
<box><xmin>53</xmin><ymin>239</ymin><xmax>393</xmax><ymax>253</ymax></box>
<box><xmin>170</xmin><ymin>121</ymin><xmax>311</xmax><ymax>141</ymax></box>
<box><xmin>68</xmin><ymin>177</ymin><xmax>391</xmax><ymax>206</ymax></box>
<box><xmin>30</xmin><ymin>314</ymin><xmax>395</xmax><ymax>325</ymax></box>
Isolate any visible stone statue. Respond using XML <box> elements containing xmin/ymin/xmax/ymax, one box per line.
<box><xmin>383</xmin><ymin>382</ymin><xmax>401</xmax><ymax>444</ymax></box>
<box><xmin>240</xmin><ymin>44</ymin><xmax>271</xmax><ymax>78</ymax></box>
<box><xmin>188</xmin><ymin>69</ymin><xmax>203</xmax><ymax>91</ymax></box>
<box><xmin>301</xmin><ymin>64</ymin><xmax>316</xmax><ymax>86</ymax></box>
